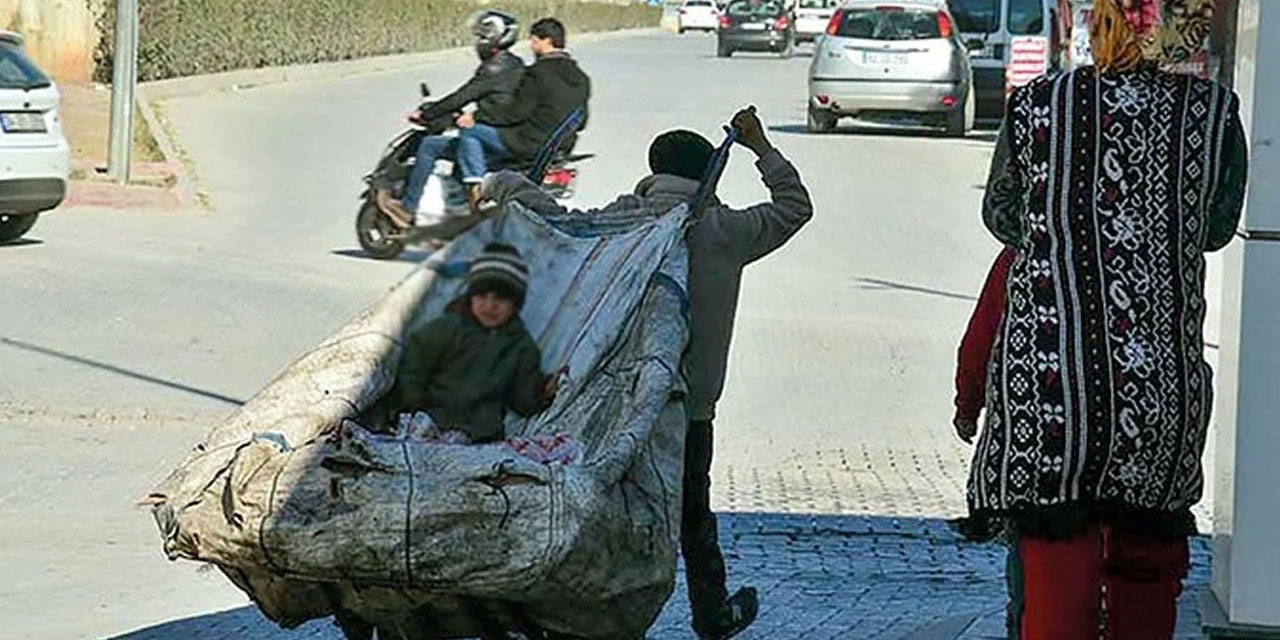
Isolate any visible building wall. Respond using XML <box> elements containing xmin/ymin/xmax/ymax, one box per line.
<box><xmin>0</xmin><ymin>0</ymin><xmax>102</xmax><ymax>83</ymax></box>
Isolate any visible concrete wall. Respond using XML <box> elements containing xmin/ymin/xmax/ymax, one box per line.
<box><xmin>0</xmin><ymin>0</ymin><xmax>101</xmax><ymax>83</ymax></box>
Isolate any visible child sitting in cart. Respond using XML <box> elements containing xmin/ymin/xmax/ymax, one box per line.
<box><xmin>397</xmin><ymin>242</ymin><xmax>559</xmax><ymax>445</ymax></box>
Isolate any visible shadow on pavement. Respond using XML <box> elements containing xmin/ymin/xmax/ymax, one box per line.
<box><xmin>331</xmin><ymin>248</ymin><xmax>435</xmax><ymax>264</ymax></box>
<box><xmin>853</xmin><ymin>276</ymin><xmax>978</xmax><ymax>302</ymax></box>
<box><xmin>105</xmin><ymin>513</ymin><xmax>1210</xmax><ymax>640</ymax></box>
<box><xmin>0</xmin><ymin>237</ymin><xmax>44</xmax><ymax>248</ymax></box>
<box><xmin>702</xmin><ymin>53</ymin><xmax>801</xmax><ymax>61</ymax></box>
<box><xmin>769</xmin><ymin>123</ymin><xmax>997</xmax><ymax>142</ymax></box>
<box><xmin>0</xmin><ymin>336</ymin><xmax>244</xmax><ymax>407</ymax></box>
<box><xmin>104</xmin><ymin>606</ymin><xmax>335</xmax><ymax>639</ymax></box>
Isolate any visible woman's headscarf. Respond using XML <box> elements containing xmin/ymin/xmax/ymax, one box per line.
<box><xmin>1090</xmin><ymin>0</ymin><xmax>1214</xmax><ymax>72</ymax></box>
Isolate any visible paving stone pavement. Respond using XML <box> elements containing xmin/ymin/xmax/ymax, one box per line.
<box><xmin>81</xmin><ymin>421</ymin><xmax>1216</xmax><ymax>640</ymax></box>
<box><xmin>649</xmin><ymin>513</ymin><xmax>1212</xmax><ymax>640</ymax></box>
<box><xmin>104</xmin><ymin>512</ymin><xmax>1212</xmax><ymax>640</ymax></box>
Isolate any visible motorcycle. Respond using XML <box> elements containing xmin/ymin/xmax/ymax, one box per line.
<box><xmin>355</xmin><ymin>83</ymin><xmax>590</xmax><ymax>260</ymax></box>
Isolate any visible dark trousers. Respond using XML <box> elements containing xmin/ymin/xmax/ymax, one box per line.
<box><xmin>1020</xmin><ymin>525</ymin><xmax>1189</xmax><ymax>640</ymax></box>
<box><xmin>681</xmin><ymin>419</ymin><xmax>728</xmax><ymax>629</ymax></box>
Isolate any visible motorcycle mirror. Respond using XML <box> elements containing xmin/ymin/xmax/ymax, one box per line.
<box><xmin>419</xmin><ymin>82</ymin><xmax>431</xmax><ymax>98</ymax></box>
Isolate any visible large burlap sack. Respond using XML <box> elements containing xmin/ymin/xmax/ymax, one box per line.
<box><xmin>149</xmin><ymin>202</ymin><xmax>691</xmax><ymax>639</ymax></box>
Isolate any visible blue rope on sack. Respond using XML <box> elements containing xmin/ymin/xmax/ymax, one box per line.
<box><xmin>429</xmin><ymin>110</ymin><xmax>587</xmax><ymax>279</ymax></box>
<box><xmin>429</xmin><ymin>260</ymin><xmax>471</xmax><ymax>278</ymax></box>
<box><xmin>527</xmin><ymin>108</ymin><xmax>587</xmax><ymax>184</ymax></box>
<box><xmin>491</xmin><ymin>107</ymin><xmax>586</xmax><ymax>240</ymax></box>
<box><xmin>690</xmin><ymin>127</ymin><xmax>737</xmax><ymax>220</ymax></box>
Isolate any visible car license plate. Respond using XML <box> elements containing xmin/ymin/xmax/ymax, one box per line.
<box><xmin>861</xmin><ymin>51</ymin><xmax>910</xmax><ymax>65</ymax></box>
<box><xmin>741</xmin><ymin>22</ymin><xmax>766</xmax><ymax>30</ymax></box>
<box><xmin>1</xmin><ymin>112</ymin><xmax>46</xmax><ymax>133</ymax></box>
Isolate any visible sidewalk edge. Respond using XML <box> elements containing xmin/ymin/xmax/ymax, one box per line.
<box><xmin>138</xmin><ymin>28</ymin><xmax>662</xmax><ymax>101</ymax></box>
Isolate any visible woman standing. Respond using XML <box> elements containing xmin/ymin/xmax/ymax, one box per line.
<box><xmin>968</xmin><ymin>1</ymin><xmax>1248</xmax><ymax>639</ymax></box>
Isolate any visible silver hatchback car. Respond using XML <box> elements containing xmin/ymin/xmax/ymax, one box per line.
<box><xmin>806</xmin><ymin>0</ymin><xmax>975</xmax><ymax>135</ymax></box>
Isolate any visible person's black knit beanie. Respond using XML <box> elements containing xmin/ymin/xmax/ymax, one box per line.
<box><xmin>468</xmin><ymin>243</ymin><xmax>529</xmax><ymax>308</ymax></box>
<box><xmin>649</xmin><ymin>129</ymin><xmax>714</xmax><ymax>181</ymax></box>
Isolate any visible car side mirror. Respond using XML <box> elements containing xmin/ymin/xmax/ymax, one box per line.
<box><xmin>419</xmin><ymin>82</ymin><xmax>431</xmax><ymax>98</ymax></box>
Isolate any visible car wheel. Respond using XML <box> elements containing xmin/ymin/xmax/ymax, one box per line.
<box><xmin>946</xmin><ymin>89</ymin><xmax>972</xmax><ymax>138</ymax></box>
<box><xmin>0</xmin><ymin>212</ymin><xmax>38</xmax><ymax>243</ymax></box>
<box><xmin>717</xmin><ymin>42</ymin><xmax>733</xmax><ymax>57</ymax></box>
<box><xmin>964</xmin><ymin>85</ymin><xmax>976</xmax><ymax>132</ymax></box>
<box><xmin>678</xmin><ymin>26</ymin><xmax>686</xmax><ymax>34</ymax></box>
<box><xmin>807</xmin><ymin>107</ymin><xmax>836</xmax><ymax>134</ymax></box>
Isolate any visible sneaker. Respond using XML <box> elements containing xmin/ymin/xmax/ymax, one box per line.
<box><xmin>695</xmin><ymin>587</ymin><xmax>759</xmax><ymax>640</ymax></box>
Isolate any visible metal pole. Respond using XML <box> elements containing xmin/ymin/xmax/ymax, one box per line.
<box><xmin>107</xmin><ymin>0</ymin><xmax>138</xmax><ymax>185</ymax></box>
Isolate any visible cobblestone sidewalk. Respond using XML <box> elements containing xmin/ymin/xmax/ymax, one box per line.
<box><xmin>107</xmin><ymin>512</ymin><xmax>1212</xmax><ymax>640</ymax></box>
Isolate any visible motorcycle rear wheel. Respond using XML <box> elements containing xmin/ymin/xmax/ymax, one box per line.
<box><xmin>356</xmin><ymin>200</ymin><xmax>406</xmax><ymax>260</ymax></box>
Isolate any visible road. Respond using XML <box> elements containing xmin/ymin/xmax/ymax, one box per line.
<box><xmin>0</xmin><ymin>31</ymin><xmax>1224</xmax><ymax>639</ymax></box>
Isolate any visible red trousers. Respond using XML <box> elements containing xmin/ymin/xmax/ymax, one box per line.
<box><xmin>1020</xmin><ymin>526</ymin><xmax>1189</xmax><ymax>640</ymax></box>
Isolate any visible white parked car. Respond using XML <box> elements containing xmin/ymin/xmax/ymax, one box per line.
<box><xmin>0</xmin><ymin>31</ymin><xmax>69</xmax><ymax>243</ymax></box>
<box><xmin>678</xmin><ymin>0</ymin><xmax>721</xmax><ymax>33</ymax></box>
<box><xmin>807</xmin><ymin>0</ymin><xmax>975</xmax><ymax>135</ymax></box>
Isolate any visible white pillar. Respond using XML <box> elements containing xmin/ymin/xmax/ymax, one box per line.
<box><xmin>1206</xmin><ymin>0</ymin><xmax>1280</xmax><ymax>636</ymax></box>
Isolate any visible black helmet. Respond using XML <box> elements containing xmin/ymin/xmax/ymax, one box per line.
<box><xmin>470</xmin><ymin>10</ymin><xmax>519</xmax><ymax>55</ymax></box>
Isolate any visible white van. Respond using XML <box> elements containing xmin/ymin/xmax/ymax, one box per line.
<box><xmin>794</xmin><ymin>0</ymin><xmax>839</xmax><ymax>42</ymax></box>
<box><xmin>948</xmin><ymin>0</ymin><xmax>1063</xmax><ymax>119</ymax></box>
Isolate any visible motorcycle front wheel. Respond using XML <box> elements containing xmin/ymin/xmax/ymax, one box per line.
<box><xmin>356</xmin><ymin>200</ymin><xmax>405</xmax><ymax>260</ymax></box>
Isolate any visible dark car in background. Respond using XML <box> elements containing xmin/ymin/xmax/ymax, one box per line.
<box><xmin>717</xmin><ymin>0</ymin><xmax>796</xmax><ymax>58</ymax></box>
<box><xmin>948</xmin><ymin>0</ymin><xmax>1061</xmax><ymax>120</ymax></box>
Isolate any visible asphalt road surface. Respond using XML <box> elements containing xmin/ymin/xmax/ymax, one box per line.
<box><xmin>0</xmin><ymin>31</ymin><xmax>1224</xmax><ymax>639</ymax></box>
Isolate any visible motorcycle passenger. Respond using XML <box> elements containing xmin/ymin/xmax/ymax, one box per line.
<box><xmin>477</xmin><ymin>17</ymin><xmax>591</xmax><ymax>173</ymax></box>
<box><xmin>381</xmin><ymin>10</ymin><xmax>525</xmax><ymax>224</ymax></box>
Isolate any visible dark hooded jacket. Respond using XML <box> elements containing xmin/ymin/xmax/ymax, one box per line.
<box><xmin>483</xmin><ymin>51</ymin><xmax>591</xmax><ymax>160</ymax></box>
<box><xmin>418</xmin><ymin>50</ymin><xmax>525</xmax><ymax>127</ymax></box>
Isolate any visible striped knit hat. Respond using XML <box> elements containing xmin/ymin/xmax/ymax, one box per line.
<box><xmin>468</xmin><ymin>243</ymin><xmax>529</xmax><ymax>308</ymax></box>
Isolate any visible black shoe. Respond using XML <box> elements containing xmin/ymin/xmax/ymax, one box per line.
<box><xmin>695</xmin><ymin>587</ymin><xmax>759</xmax><ymax>640</ymax></box>
<box><xmin>947</xmin><ymin>515</ymin><xmax>999</xmax><ymax>543</ymax></box>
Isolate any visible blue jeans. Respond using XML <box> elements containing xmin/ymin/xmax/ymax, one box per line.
<box><xmin>401</xmin><ymin>124</ymin><xmax>509</xmax><ymax>213</ymax></box>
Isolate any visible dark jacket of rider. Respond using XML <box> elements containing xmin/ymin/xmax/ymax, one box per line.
<box><xmin>417</xmin><ymin>49</ymin><xmax>525</xmax><ymax>127</ymax></box>
<box><xmin>482</xmin><ymin>51</ymin><xmax>591</xmax><ymax>160</ymax></box>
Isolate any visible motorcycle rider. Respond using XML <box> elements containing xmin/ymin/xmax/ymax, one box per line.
<box><xmin>379</xmin><ymin>10</ymin><xmax>525</xmax><ymax>225</ymax></box>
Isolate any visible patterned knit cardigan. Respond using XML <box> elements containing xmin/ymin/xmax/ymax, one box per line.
<box><xmin>968</xmin><ymin>65</ymin><xmax>1248</xmax><ymax>538</ymax></box>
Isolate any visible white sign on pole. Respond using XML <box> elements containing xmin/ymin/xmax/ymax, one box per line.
<box><xmin>1006</xmin><ymin>36</ymin><xmax>1050</xmax><ymax>93</ymax></box>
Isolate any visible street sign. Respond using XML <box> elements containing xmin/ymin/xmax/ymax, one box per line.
<box><xmin>1006</xmin><ymin>36</ymin><xmax>1050</xmax><ymax>94</ymax></box>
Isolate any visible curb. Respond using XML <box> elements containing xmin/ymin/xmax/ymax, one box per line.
<box><xmin>139</xmin><ymin>27</ymin><xmax>664</xmax><ymax>101</ymax></box>
<box><xmin>63</xmin><ymin>179</ymin><xmax>183</xmax><ymax>212</ymax></box>
<box><xmin>129</xmin><ymin>26</ymin><xmax>662</xmax><ymax>211</ymax></box>
<box><xmin>134</xmin><ymin>90</ymin><xmax>198</xmax><ymax>210</ymax></box>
